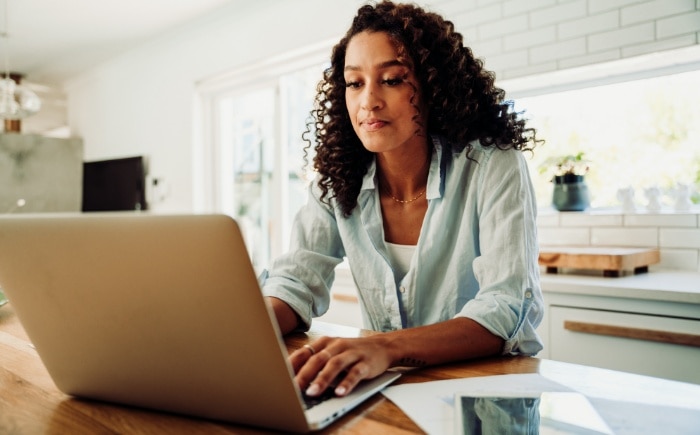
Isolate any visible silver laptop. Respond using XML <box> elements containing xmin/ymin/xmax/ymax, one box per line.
<box><xmin>0</xmin><ymin>213</ymin><xmax>400</xmax><ymax>432</ymax></box>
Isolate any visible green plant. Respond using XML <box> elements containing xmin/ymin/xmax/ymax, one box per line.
<box><xmin>539</xmin><ymin>152</ymin><xmax>590</xmax><ymax>180</ymax></box>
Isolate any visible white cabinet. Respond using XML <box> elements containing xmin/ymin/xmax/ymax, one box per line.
<box><xmin>540</xmin><ymin>271</ymin><xmax>700</xmax><ymax>384</ymax></box>
<box><xmin>549</xmin><ymin>305</ymin><xmax>700</xmax><ymax>383</ymax></box>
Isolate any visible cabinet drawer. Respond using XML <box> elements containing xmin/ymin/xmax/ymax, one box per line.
<box><xmin>549</xmin><ymin>306</ymin><xmax>700</xmax><ymax>384</ymax></box>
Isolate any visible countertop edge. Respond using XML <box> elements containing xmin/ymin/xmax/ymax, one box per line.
<box><xmin>539</xmin><ymin>269</ymin><xmax>700</xmax><ymax>304</ymax></box>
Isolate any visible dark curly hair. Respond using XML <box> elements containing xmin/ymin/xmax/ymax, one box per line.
<box><xmin>303</xmin><ymin>0</ymin><xmax>540</xmax><ymax>217</ymax></box>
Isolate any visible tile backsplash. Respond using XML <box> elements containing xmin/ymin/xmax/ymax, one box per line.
<box><xmin>537</xmin><ymin>209</ymin><xmax>700</xmax><ymax>272</ymax></box>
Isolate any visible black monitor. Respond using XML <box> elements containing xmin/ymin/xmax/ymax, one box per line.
<box><xmin>82</xmin><ymin>156</ymin><xmax>147</xmax><ymax>212</ymax></box>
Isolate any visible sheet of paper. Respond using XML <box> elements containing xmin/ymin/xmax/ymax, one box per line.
<box><xmin>589</xmin><ymin>398</ymin><xmax>700</xmax><ymax>435</ymax></box>
<box><xmin>381</xmin><ymin>373</ymin><xmax>571</xmax><ymax>434</ymax></box>
<box><xmin>382</xmin><ymin>373</ymin><xmax>700</xmax><ymax>435</ymax></box>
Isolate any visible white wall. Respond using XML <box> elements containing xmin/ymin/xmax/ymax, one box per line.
<box><xmin>455</xmin><ymin>0</ymin><xmax>700</xmax><ymax>79</ymax></box>
<box><xmin>65</xmin><ymin>0</ymin><xmax>700</xmax><ymax>212</ymax></box>
<box><xmin>538</xmin><ymin>210</ymin><xmax>700</xmax><ymax>271</ymax></box>
<box><xmin>66</xmin><ymin>0</ymin><xmax>365</xmax><ymax>212</ymax></box>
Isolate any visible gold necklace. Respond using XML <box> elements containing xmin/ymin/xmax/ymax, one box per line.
<box><xmin>384</xmin><ymin>187</ymin><xmax>426</xmax><ymax>204</ymax></box>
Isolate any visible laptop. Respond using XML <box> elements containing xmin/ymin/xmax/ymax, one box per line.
<box><xmin>0</xmin><ymin>213</ymin><xmax>400</xmax><ymax>432</ymax></box>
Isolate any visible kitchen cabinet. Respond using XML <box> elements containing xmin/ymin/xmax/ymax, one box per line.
<box><xmin>539</xmin><ymin>271</ymin><xmax>700</xmax><ymax>384</ymax></box>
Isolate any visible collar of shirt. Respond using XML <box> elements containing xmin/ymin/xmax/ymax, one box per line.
<box><xmin>359</xmin><ymin>134</ymin><xmax>448</xmax><ymax>200</ymax></box>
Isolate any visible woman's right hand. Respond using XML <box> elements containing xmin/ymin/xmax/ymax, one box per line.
<box><xmin>289</xmin><ymin>334</ymin><xmax>394</xmax><ymax>397</ymax></box>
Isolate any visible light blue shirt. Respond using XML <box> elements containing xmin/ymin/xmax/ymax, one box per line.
<box><xmin>261</xmin><ymin>135</ymin><xmax>543</xmax><ymax>356</ymax></box>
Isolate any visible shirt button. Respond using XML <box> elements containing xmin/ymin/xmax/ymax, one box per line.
<box><xmin>399</xmin><ymin>286</ymin><xmax>406</xmax><ymax>294</ymax></box>
<box><xmin>525</xmin><ymin>290</ymin><xmax>532</xmax><ymax>298</ymax></box>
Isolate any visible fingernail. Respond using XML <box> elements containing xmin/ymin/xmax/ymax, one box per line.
<box><xmin>335</xmin><ymin>385</ymin><xmax>347</xmax><ymax>396</ymax></box>
<box><xmin>306</xmin><ymin>384</ymin><xmax>320</xmax><ymax>396</ymax></box>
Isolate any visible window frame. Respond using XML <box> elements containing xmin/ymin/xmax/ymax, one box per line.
<box><xmin>193</xmin><ymin>39</ymin><xmax>334</xmax><ymax>261</ymax></box>
<box><xmin>499</xmin><ymin>45</ymin><xmax>700</xmax><ymax>210</ymax></box>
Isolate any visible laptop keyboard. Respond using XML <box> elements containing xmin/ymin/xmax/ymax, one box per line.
<box><xmin>301</xmin><ymin>373</ymin><xmax>344</xmax><ymax>410</ymax></box>
<box><xmin>302</xmin><ymin>386</ymin><xmax>338</xmax><ymax>410</ymax></box>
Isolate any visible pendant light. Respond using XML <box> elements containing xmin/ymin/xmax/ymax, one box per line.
<box><xmin>0</xmin><ymin>0</ymin><xmax>41</xmax><ymax>122</ymax></box>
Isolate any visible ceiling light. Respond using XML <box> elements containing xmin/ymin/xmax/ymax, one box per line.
<box><xmin>0</xmin><ymin>0</ymin><xmax>40</xmax><ymax>121</ymax></box>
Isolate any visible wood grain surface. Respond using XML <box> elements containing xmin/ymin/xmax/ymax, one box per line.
<box><xmin>539</xmin><ymin>246</ymin><xmax>660</xmax><ymax>275</ymax></box>
<box><xmin>3</xmin><ymin>302</ymin><xmax>700</xmax><ymax>434</ymax></box>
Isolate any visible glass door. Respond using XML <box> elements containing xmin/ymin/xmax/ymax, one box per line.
<box><xmin>209</xmin><ymin>63</ymin><xmax>323</xmax><ymax>272</ymax></box>
<box><xmin>217</xmin><ymin>87</ymin><xmax>276</xmax><ymax>270</ymax></box>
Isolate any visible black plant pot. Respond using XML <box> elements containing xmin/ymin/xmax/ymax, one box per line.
<box><xmin>552</xmin><ymin>174</ymin><xmax>590</xmax><ymax>211</ymax></box>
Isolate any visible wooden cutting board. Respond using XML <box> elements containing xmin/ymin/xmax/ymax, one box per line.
<box><xmin>538</xmin><ymin>246</ymin><xmax>660</xmax><ymax>277</ymax></box>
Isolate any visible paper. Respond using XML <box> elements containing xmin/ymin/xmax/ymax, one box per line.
<box><xmin>381</xmin><ymin>373</ymin><xmax>571</xmax><ymax>434</ymax></box>
<box><xmin>381</xmin><ymin>373</ymin><xmax>700</xmax><ymax>435</ymax></box>
<box><xmin>589</xmin><ymin>398</ymin><xmax>700</xmax><ymax>435</ymax></box>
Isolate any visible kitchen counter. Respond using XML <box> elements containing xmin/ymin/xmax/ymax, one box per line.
<box><xmin>540</xmin><ymin>269</ymin><xmax>700</xmax><ymax>304</ymax></box>
<box><xmin>538</xmin><ymin>268</ymin><xmax>700</xmax><ymax>383</ymax></box>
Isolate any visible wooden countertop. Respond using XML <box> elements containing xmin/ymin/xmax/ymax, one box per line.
<box><xmin>2</xmin><ymin>302</ymin><xmax>700</xmax><ymax>433</ymax></box>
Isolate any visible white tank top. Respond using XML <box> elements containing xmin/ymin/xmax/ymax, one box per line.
<box><xmin>385</xmin><ymin>241</ymin><xmax>416</xmax><ymax>279</ymax></box>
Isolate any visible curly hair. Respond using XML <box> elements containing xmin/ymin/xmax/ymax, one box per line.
<box><xmin>303</xmin><ymin>0</ymin><xmax>540</xmax><ymax>217</ymax></box>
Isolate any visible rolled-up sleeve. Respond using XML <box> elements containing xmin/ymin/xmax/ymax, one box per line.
<box><xmin>261</xmin><ymin>184</ymin><xmax>345</xmax><ymax>331</ymax></box>
<box><xmin>455</xmin><ymin>148</ymin><xmax>544</xmax><ymax>355</ymax></box>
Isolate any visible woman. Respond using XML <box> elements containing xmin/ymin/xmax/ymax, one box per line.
<box><xmin>261</xmin><ymin>1</ymin><xmax>543</xmax><ymax>399</ymax></box>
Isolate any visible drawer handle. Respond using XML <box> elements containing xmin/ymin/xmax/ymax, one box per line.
<box><xmin>564</xmin><ymin>320</ymin><xmax>700</xmax><ymax>348</ymax></box>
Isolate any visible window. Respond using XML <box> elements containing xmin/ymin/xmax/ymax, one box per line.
<box><xmin>503</xmin><ymin>47</ymin><xmax>700</xmax><ymax>210</ymax></box>
<box><xmin>195</xmin><ymin>43</ymin><xmax>330</xmax><ymax>271</ymax></box>
<box><xmin>196</xmin><ymin>45</ymin><xmax>700</xmax><ymax>271</ymax></box>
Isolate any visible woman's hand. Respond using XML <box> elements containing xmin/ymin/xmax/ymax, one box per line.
<box><xmin>289</xmin><ymin>334</ymin><xmax>394</xmax><ymax>397</ymax></box>
<box><xmin>288</xmin><ymin>317</ymin><xmax>504</xmax><ymax>397</ymax></box>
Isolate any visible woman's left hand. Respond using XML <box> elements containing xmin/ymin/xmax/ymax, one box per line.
<box><xmin>289</xmin><ymin>334</ymin><xmax>393</xmax><ymax>397</ymax></box>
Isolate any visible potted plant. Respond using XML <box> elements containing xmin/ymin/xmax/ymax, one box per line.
<box><xmin>539</xmin><ymin>152</ymin><xmax>591</xmax><ymax>211</ymax></box>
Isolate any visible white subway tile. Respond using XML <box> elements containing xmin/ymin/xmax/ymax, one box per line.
<box><xmin>491</xmin><ymin>68</ymin><xmax>505</xmax><ymax>79</ymax></box>
<box><xmin>461</xmin><ymin>27</ymin><xmax>480</xmax><ymax>44</ymax></box>
<box><xmin>478</xmin><ymin>14</ymin><xmax>528</xmax><ymax>39</ymax></box>
<box><xmin>588</xmin><ymin>22</ymin><xmax>655</xmax><ymax>52</ymax></box>
<box><xmin>504</xmin><ymin>26</ymin><xmax>556</xmax><ymax>51</ymax></box>
<box><xmin>560</xmin><ymin>213</ymin><xmax>623</xmax><ymax>227</ymax></box>
<box><xmin>503</xmin><ymin>0</ymin><xmax>557</xmax><ymax>17</ymax></box>
<box><xmin>656</xmin><ymin>248</ymin><xmax>700</xmax><ymax>271</ymax></box>
<box><xmin>558</xmin><ymin>10</ymin><xmax>619</xmax><ymax>39</ymax></box>
<box><xmin>622</xmin><ymin>34</ymin><xmax>698</xmax><ymax>57</ymax></box>
<box><xmin>537</xmin><ymin>212</ymin><xmax>561</xmax><ymax>227</ymax></box>
<box><xmin>472</xmin><ymin>38</ymin><xmax>503</xmax><ymax>56</ymax></box>
<box><xmin>621</xmin><ymin>0</ymin><xmax>695</xmax><ymax>26</ymax></box>
<box><xmin>433</xmin><ymin>0</ymin><xmax>478</xmax><ymax>16</ymax></box>
<box><xmin>529</xmin><ymin>38</ymin><xmax>586</xmax><ymax>63</ymax></box>
<box><xmin>501</xmin><ymin>61</ymin><xmax>558</xmax><ymax>79</ymax></box>
<box><xmin>530</xmin><ymin>0</ymin><xmax>587</xmax><ymax>27</ymax></box>
<box><xmin>657</xmin><ymin>11</ymin><xmax>700</xmax><ymax>39</ymax></box>
<box><xmin>453</xmin><ymin>4</ymin><xmax>501</xmax><ymax>29</ymax></box>
<box><xmin>538</xmin><ymin>227</ymin><xmax>590</xmax><ymax>245</ymax></box>
<box><xmin>624</xmin><ymin>213</ymin><xmax>698</xmax><ymax>228</ymax></box>
<box><xmin>558</xmin><ymin>49</ymin><xmax>621</xmax><ymax>69</ymax></box>
<box><xmin>589</xmin><ymin>0</ymin><xmax>644</xmax><ymax>14</ymax></box>
<box><xmin>590</xmin><ymin>227</ymin><xmax>658</xmax><ymax>247</ymax></box>
<box><xmin>483</xmin><ymin>50</ymin><xmax>529</xmax><ymax>71</ymax></box>
<box><xmin>660</xmin><ymin>228</ymin><xmax>700</xmax><ymax>249</ymax></box>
